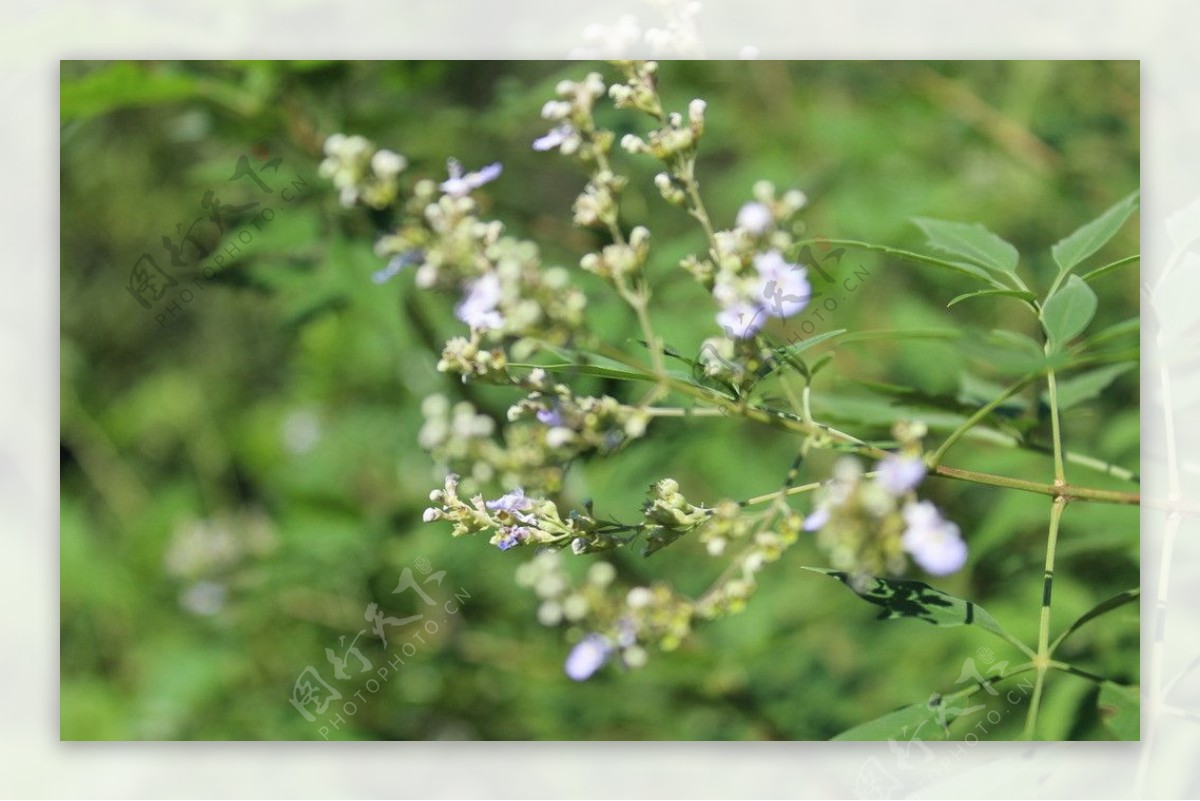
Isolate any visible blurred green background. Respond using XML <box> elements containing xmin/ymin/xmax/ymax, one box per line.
<box><xmin>60</xmin><ymin>60</ymin><xmax>1139</xmax><ymax>740</ymax></box>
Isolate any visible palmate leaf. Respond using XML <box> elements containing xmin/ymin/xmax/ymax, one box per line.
<box><xmin>804</xmin><ymin>568</ymin><xmax>1013</xmax><ymax>643</ymax></box>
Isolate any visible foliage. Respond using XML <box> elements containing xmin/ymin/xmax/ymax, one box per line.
<box><xmin>61</xmin><ymin>60</ymin><xmax>1138</xmax><ymax>741</ymax></box>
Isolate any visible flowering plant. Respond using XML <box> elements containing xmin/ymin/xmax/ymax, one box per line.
<box><xmin>322</xmin><ymin>61</ymin><xmax>1139</xmax><ymax>740</ymax></box>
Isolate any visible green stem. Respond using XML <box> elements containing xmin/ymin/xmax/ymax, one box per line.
<box><xmin>1046</xmin><ymin>368</ymin><xmax>1067</xmax><ymax>485</ymax></box>
<box><xmin>1024</xmin><ymin>494</ymin><xmax>1067</xmax><ymax>740</ymax></box>
<box><xmin>931</xmin><ymin>465</ymin><xmax>1138</xmax><ymax>506</ymax></box>
<box><xmin>928</xmin><ymin>373</ymin><xmax>1038</xmax><ymax>467</ymax></box>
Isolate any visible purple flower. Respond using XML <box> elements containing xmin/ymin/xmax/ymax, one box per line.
<box><xmin>455</xmin><ymin>272</ymin><xmax>504</xmax><ymax>331</ymax></box>
<box><xmin>716</xmin><ymin>301</ymin><xmax>766</xmax><ymax>339</ymax></box>
<box><xmin>564</xmin><ymin>634</ymin><xmax>611</xmax><ymax>681</ymax></box>
<box><xmin>536</xmin><ymin>406</ymin><xmax>566</xmax><ymax>427</ymax></box>
<box><xmin>754</xmin><ymin>250</ymin><xmax>810</xmax><ymax>318</ymax></box>
<box><xmin>372</xmin><ymin>250</ymin><xmax>422</xmax><ymax>284</ymax></box>
<box><xmin>876</xmin><ymin>454</ymin><xmax>927</xmax><ymax>496</ymax></box>
<box><xmin>533</xmin><ymin>124</ymin><xmax>574</xmax><ymax>152</ymax></box>
<box><xmin>495</xmin><ymin>527</ymin><xmax>528</xmax><ymax>550</ymax></box>
<box><xmin>439</xmin><ymin>158</ymin><xmax>503</xmax><ymax>197</ymax></box>
<box><xmin>803</xmin><ymin>505</ymin><xmax>831</xmax><ymax>532</ymax></box>
<box><xmin>901</xmin><ymin>501</ymin><xmax>968</xmax><ymax>576</ymax></box>
<box><xmin>486</xmin><ymin>487</ymin><xmax>533</xmax><ymax>514</ymax></box>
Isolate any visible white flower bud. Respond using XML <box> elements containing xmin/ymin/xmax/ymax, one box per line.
<box><xmin>371</xmin><ymin>149</ymin><xmax>406</xmax><ymax>177</ymax></box>
<box><xmin>623</xmin><ymin>645</ymin><xmax>648</xmax><ymax>668</ymax></box>
<box><xmin>688</xmin><ymin>98</ymin><xmax>707</xmax><ymax>126</ymax></box>
<box><xmin>736</xmin><ymin>201</ymin><xmax>773</xmax><ymax>235</ymax></box>
<box><xmin>706</xmin><ymin>537</ymin><xmax>727</xmax><ymax>556</ymax></box>
<box><xmin>626</xmin><ymin>587</ymin><xmax>654</xmax><ymax>608</ymax></box>
<box><xmin>563</xmin><ymin>593</ymin><xmax>589</xmax><ymax>620</ymax></box>
<box><xmin>752</xmin><ymin>179</ymin><xmax>775</xmax><ymax>204</ymax></box>
<box><xmin>620</xmin><ymin>133</ymin><xmax>647</xmax><ymax>154</ymax></box>
<box><xmin>541</xmin><ymin>100</ymin><xmax>571</xmax><ymax>120</ymax></box>
<box><xmin>422</xmin><ymin>508</ymin><xmax>440</xmax><ymax>522</ymax></box>
<box><xmin>545</xmin><ymin>427</ymin><xmax>576</xmax><ymax>448</ymax></box>
<box><xmin>537</xmin><ymin>601</ymin><xmax>563</xmax><ymax>626</ymax></box>
<box><xmin>782</xmin><ymin>189</ymin><xmax>808</xmax><ymax>211</ymax></box>
<box><xmin>588</xmin><ymin>561</ymin><xmax>617</xmax><ymax>587</ymax></box>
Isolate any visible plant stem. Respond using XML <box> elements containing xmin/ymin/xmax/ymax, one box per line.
<box><xmin>931</xmin><ymin>465</ymin><xmax>1138</xmax><ymax>505</ymax></box>
<box><xmin>1046</xmin><ymin>368</ymin><xmax>1067</xmax><ymax>485</ymax></box>
<box><xmin>740</xmin><ymin>479</ymin><xmax>826</xmax><ymax>508</ymax></box>
<box><xmin>640</xmin><ymin>406</ymin><xmax>726</xmax><ymax>418</ymax></box>
<box><xmin>1023</xmin><ymin>494</ymin><xmax>1067</xmax><ymax>740</ymax></box>
<box><xmin>928</xmin><ymin>374</ymin><xmax>1038</xmax><ymax>467</ymax></box>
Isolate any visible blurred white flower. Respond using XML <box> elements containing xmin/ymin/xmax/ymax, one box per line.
<box><xmin>455</xmin><ymin>273</ymin><xmax>504</xmax><ymax>330</ymax></box>
<box><xmin>876</xmin><ymin>454</ymin><xmax>927</xmax><ymax>496</ymax></box>
<box><xmin>901</xmin><ymin>501</ymin><xmax>968</xmax><ymax>575</ymax></box>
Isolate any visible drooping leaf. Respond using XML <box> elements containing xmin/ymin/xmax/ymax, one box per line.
<box><xmin>1041</xmin><ymin>275</ymin><xmax>1098</xmax><ymax>351</ymax></box>
<box><xmin>1042</xmin><ymin>364</ymin><xmax>1135</xmax><ymax>411</ymax></box>
<box><xmin>1052</xmin><ymin>191</ymin><xmax>1139</xmax><ymax>275</ymax></box>
<box><xmin>947</xmin><ymin>288</ymin><xmax>1036</xmax><ymax>309</ymax></box>
<box><xmin>912</xmin><ymin>217</ymin><xmax>1020</xmax><ymax>276</ymax></box>
<box><xmin>1097</xmin><ymin>682</ymin><xmax>1140</xmax><ymax>740</ymax></box>
<box><xmin>804</xmin><ymin>568</ymin><xmax>1013</xmax><ymax>643</ymax></box>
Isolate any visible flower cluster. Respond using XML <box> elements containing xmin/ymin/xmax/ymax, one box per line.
<box><xmin>803</xmin><ymin>425</ymin><xmax>968</xmax><ymax>586</ymax></box>
<box><xmin>423</xmin><ymin>474</ymin><xmax>630</xmax><ymax>554</ymax></box>
<box><xmin>318</xmin><ymin>134</ymin><xmax>407</xmax><ymax>209</ymax></box>
<box><xmin>516</xmin><ymin>550</ymin><xmax>693</xmax><ymax>681</ymax></box>
<box><xmin>163</xmin><ymin>507</ymin><xmax>278</xmax><ymax>616</ymax></box>
<box><xmin>322</xmin><ymin>133</ymin><xmax>588</xmax><ymax>357</ymax></box>
<box><xmin>508</xmin><ymin>372</ymin><xmax>651</xmax><ymax>458</ymax></box>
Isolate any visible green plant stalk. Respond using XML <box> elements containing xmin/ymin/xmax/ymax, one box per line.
<box><xmin>928</xmin><ymin>373</ymin><xmax>1039</xmax><ymax>467</ymax></box>
<box><xmin>1045</xmin><ymin>368</ymin><xmax>1067</xmax><ymax>484</ymax></box>
<box><xmin>1024</xmin><ymin>495</ymin><xmax>1067</xmax><ymax>739</ymax></box>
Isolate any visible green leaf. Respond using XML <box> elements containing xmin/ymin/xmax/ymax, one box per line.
<box><xmin>947</xmin><ymin>288</ymin><xmax>1037</xmax><ymax>309</ymax></box>
<box><xmin>1052</xmin><ymin>191</ymin><xmax>1140</xmax><ymax>275</ymax></box>
<box><xmin>1041</xmin><ymin>275</ymin><xmax>1098</xmax><ymax>351</ymax></box>
<box><xmin>774</xmin><ymin>329</ymin><xmax>847</xmax><ymax>359</ymax></box>
<box><xmin>1081</xmin><ymin>255</ymin><xmax>1139</xmax><ymax>284</ymax></box>
<box><xmin>839</xmin><ymin>328</ymin><xmax>963</xmax><ymax>345</ymax></box>
<box><xmin>1051</xmin><ymin>589</ymin><xmax>1139</xmax><ymax>652</ymax></box>
<box><xmin>804</xmin><ymin>568</ymin><xmax>1013</xmax><ymax>643</ymax></box>
<box><xmin>1085</xmin><ymin>317</ymin><xmax>1139</xmax><ymax>349</ymax></box>
<box><xmin>508</xmin><ymin>360</ymin><xmax>654</xmax><ymax>384</ymax></box>
<box><xmin>62</xmin><ymin>63</ymin><xmax>199</xmax><ymax>121</ymax></box>
<box><xmin>832</xmin><ymin>698</ymin><xmax>957</xmax><ymax>741</ymax></box>
<box><xmin>1042</xmin><ymin>364</ymin><xmax>1135</xmax><ymax>411</ymax></box>
<box><xmin>1097</xmin><ymin>682</ymin><xmax>1140</xmax><ymax>740</ymax></box>
<box><xmin>912</xmin><ymin>217</ymin><xmax>1020</xmax><ymax>276</ymax></box>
